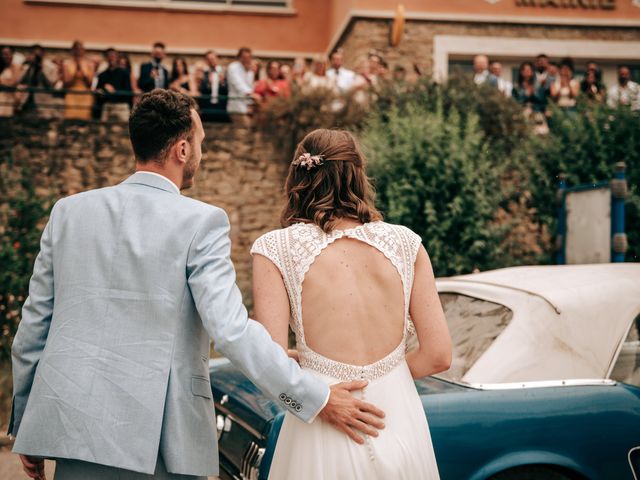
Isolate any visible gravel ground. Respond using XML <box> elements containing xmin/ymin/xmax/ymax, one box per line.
<box><xmin>0</xmin><ymin>447</ymin><xmax>218</xmax><ymax>480</ymax></box>
<box><xmin>0</xmin><ymin>449</ymin><xmax>56</xmax><ymax>480</ymax></box>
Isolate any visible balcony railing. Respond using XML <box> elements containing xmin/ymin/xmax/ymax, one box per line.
<box><xmin>0</xmin><ymin>85</ymin><xmax>254</xmax><ymax>122</ymax></box>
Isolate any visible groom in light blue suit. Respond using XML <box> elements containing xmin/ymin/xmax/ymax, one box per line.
<box><xmin>9</xmin><ymin>90</ymin><xmax>384</xmax><ymax>479</ymax></box>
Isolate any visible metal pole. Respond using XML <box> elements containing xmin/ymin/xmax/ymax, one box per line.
<box><xmin>611</xmin><ymin>162</ymin><xmax>627</xmax><ymax>263</ymax></box>
<box><xmin>556</xmin><ymin>173</ymin><xmax>567</xmax><ymax>265</ymax></box>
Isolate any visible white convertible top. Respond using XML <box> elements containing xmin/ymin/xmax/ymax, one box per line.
<box><xmin>436</xmin><ymin>264</ymin><xmax>640</xmax><ymax>384</ymax></box>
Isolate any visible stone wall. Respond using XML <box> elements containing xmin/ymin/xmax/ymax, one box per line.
<box><xmin>339</xmin><ymin>18</ymin><xmax>640</xmax><ymax>74</ymax></box>
<box><xmin>0</xmin><ymin>117</ymin><xmax>290</xmax><ymax>308</ymax></box>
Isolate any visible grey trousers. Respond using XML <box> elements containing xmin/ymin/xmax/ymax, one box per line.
<box><xmin>54</xmin><ymin>455</ymin><xmax>206</xmax><ymax>480</ymax></box>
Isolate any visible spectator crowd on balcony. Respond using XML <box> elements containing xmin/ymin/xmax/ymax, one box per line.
<box><xmin>471</xmin><ymin>53</ymin><xmax>639</xmax><ymax>132</ymax></box>
<box><xmin>0</xmin><ymin>41</ymin><xmax>639</xmax><ymax>127</ymax></box>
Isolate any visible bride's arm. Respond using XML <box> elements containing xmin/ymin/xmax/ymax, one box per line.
<box><xmin>405</xmin><ymin>245</ymin><xmax>452</xmax><ymax>379</ymax></box>
<box><xmin>252</xmin><ymin>254</ymin><xmax>290</xmax><ymax>351</ymax></box>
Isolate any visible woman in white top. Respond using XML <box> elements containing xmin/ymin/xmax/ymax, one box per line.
<box><xmin>251</xmin><ymin>129</ymin><xmax>452</xmax><ymax>479</ymax></box>
<box><xmin>302</xmin><ymin>56</ymin><xmax>336</xmax><ymax>93</ymax></box>
<box><xmin>550</xmin><ymin>57</ymin><xmax>579</xmax><ymax>111</ymax></box>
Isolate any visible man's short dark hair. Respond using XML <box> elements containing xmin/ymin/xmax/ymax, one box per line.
<box><xmin>153</xmin><ymin>42</ymin><xmax>166</xmax><ymax>50</ymax></box>
<box><xmin>237</xmin><ymin>47</ymin><xmax>251</xmax><ymax>58</ymax></box>
<box><xmin>536</xmin><ymin>54</ymin><xmax>548</xmax><ymax>60</ymax></box>
<box><xmin>129</xmin><ymin>89</ymin><xmax>197</xmax><ymax>164</ymax></box>
<box><xmin>104</xmin><ymin>47</ymin><xmax>116</xmax><ymax>57</ymax></box>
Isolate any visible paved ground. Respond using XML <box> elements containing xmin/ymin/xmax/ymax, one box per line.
<box><xmin>0</xmin><ymin>448</ymin><xmax>219</xmax><ymax>480</ymax></box>
<box><xmin>0</xmin><ymin>449</ymin><xmax>56</xmax><ymax>480</ymax></box>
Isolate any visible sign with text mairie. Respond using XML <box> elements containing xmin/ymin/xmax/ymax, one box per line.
<box><xmin>515</xmin><ymin>0</ymin><xmax>616</xmax><ymax>9</ymax></box>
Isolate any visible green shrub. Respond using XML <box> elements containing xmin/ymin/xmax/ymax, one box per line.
<box><xmin>532</xmin><ymin>105</ymin><xmax>640</xmax><ymax>262</ymax></box>
<box><xmin>263</xmin><ymin>76</ymin><xmax>636</xmax><ymax>268</ymax></box>
<box><xmin>259</xmin><ymin>87</ymin><xmax>369</xmax><ymax>156</ymax></box>
<box><xmin>0</xmin><ymin>155</ymin><xmax>53</xmax><ymax>360</ymax></box>
<box><xmin>362</xmin><ymin>101</ymin><xmax>511</xmax><ymax>276</ymax></box>
<box><xmin>375</xmin><ymin>75</ymin><xmax>530</xmax><ymax>156</ymax></box>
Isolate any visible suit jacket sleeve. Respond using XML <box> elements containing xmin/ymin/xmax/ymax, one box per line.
<box><xmin>8</xmin><ymin>201</ymin><xmax>59</xmax><ymax>436</ymax></box>
<box><xmin>187</xmin><ymin>207</ymin><xmax>330</xmax><ymax>423</ymax></box>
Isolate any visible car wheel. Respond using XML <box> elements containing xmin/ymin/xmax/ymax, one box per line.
<box><xmin>489</xmin><ymin>465</ymin><xmax>575</xmax><ymax>480</ymax></box>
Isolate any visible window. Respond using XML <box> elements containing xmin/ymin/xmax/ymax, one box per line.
<box><xmin>610</xmin><ymin>315</ymin><xmax>640</xmax><ymax>388</ymax></box>
<box><xmin>448</xmin><ymin>60</ymin><xmax>473</xmax><ymax>75</ymax></box>
<box><xmin>436</xmin><ymin>293</ymin><xmax>513</xmax><ymax>383</ymax></box>
<box><xmin>25</xmin><ymin>0</ymin><xmax>292</xmax><ymax>12</ymax></box>
<box><xmin>171</xmin><ymin>0</ymin><xmax>288</xmax><ymax>6</ymax></box>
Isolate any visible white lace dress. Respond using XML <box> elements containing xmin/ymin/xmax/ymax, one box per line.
<box><xmin>251</xmin><ymin>221</ymin><xmax>441</xmax><ymax>480</ymax></box>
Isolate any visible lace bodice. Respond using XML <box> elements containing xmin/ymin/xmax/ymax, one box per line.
<box><xmin>251</xmin><ymin>221</ymin><xmax>422</xmax><ymax>381</ymax></box>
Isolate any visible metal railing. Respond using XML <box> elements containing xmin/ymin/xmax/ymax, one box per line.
<box><xmin>0</xmin><ymin>85</ymin><xmax>254</xmax><ymax>122</ymax></box>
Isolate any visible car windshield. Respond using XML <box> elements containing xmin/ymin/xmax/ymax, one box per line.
<box><xmin>610</xmin><ymin>314</ymin><xmax>640</xmax><ymax>387</ymax></box>
<box><xmin>436</xmin><ymin>292</ymin><xmax>513</xmax><ymax>383</ymax></box>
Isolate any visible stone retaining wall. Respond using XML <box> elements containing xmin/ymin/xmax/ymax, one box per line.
<box><xmin>0</xmin><ymin>117</ymin><xmax>290</xmax><ymax>308</ymax></box>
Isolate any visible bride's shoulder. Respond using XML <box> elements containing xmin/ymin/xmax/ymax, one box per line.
<box><xmin>253</xmin><ymin>223</ymin><xmax>311</xmax><ymax>244</ymax></box>
<box><xmin>251</xmin><ymin>223</ymin><xmax>312</xmax><ymax>254</ymax></box>
<box><xmin>373</xmin><ymin>221</ymin><xmax>422</xmax><ymax>241</ymax></box>
<box><xmin>372</xmin><ymin>222</ymin><xmax>423</xmax><ymax>258</ymax></box>
<box><xmin>251</xmin><ymin>224</ymin><xmax>317</xmax><ymax>268</ymax></box>
<box><xmin>252</xmin><ymin>227</ymin><xmax>284</xmax><ymax>250</ymax></box>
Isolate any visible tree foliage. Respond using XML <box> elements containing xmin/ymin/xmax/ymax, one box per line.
<box><xmin>0</xmin><ymin>155</ymin><xmax>53</xmax><ymax>360</ymax></box>
<box><xmin>363</xmin><ymin>102</ymin><xmax>509</xmax><ymax>276</ymax></box>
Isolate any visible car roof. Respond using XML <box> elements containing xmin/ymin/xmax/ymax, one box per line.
<box><xmin>435</xmin><ymin>264</ymin><xmax>640</xmax><ymax>384</ymax></box>
<box><xmin>445</xmin><ymin>263</ymin><xmax>640</xmax><ymax>314</ymax></box>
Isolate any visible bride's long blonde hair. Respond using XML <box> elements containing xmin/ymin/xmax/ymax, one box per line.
<box><xmin>280</xmin><ymin>129</ymin><xmax>383</xmax><ymax>233</ymax></box>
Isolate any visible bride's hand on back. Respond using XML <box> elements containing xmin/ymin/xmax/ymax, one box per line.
<box><xmin>319</xmin><ymin>380</ymin><xmax>385</xmax><ymax>444</ymax></box>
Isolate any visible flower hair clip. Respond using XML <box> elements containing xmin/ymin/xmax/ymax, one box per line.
<box><xmin>293</xmin><ymin>152</ymin><xmax>324</xmax><ymax>170</ymax></box>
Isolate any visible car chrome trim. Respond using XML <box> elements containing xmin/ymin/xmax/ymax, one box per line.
<box><xmin>209</xmin><ymin>357</ymin><xmax>231</xmax><ymax>369</ymax></box>
<box><xmin>630</xmin><ymin>446</ymin><xmax>640</xmax><ymax>480</ymax></box>
<box><xmin>215</xmin><ymin>402</ymin><xmax>264</xmax><ymax>439</ymax></box>
<box><xmin>438</xmin><ymin>279</ymin><xmax>561</xmax><ymax>314</ymax></box>
<box><xmin>432</xmin><ymin>376</ymin><xmax>617</xmax><ymax>390</ymax></box>
<box><xmin>241</xmin><ymin>441</ymin><xmax>265</xmax><ymax>480</ymax></box>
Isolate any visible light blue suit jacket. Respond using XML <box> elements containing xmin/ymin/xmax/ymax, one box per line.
<box><xmin>9</xmin><ymin>172</ymin><xmax>329</xmax><ymax>476</ymax></box>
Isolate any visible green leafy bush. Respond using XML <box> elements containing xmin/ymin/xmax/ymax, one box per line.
<box><xmin>0</xmin><ymin>155</ymin><xmax>53</xmax><ymax>360</ymax></box>
<box><xmin>262</xmin><ymin>75</ymin><xmax>636</xmax><ymax>269</ymax></box>
<box><xmin>259</xmin><ymin>87</ymin><xmax>369</xmax><ymax>156</ymax></box>
<box><xmin>531</xmin><ymin>105</ymin><xmax>640</xmax><ymax>262</ymax></box>
<box><xmin>362</xmin><ymin>101</ymin><xmax>512</xmax><ymax>276</ymax></box>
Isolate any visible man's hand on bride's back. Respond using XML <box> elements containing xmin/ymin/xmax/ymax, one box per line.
<box><xmin>318</xmin><ymin>380</ymin><xmax>385</xmax><ymax>444</ymax></box>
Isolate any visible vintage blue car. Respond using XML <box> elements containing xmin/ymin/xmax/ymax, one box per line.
<box><xmin>209</xmin><ymin>264</ymin><xmax>640</xmax><ymax>480</ymax></box>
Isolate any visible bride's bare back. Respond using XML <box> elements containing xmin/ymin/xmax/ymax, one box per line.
<box><xmin>252</xmin><ymin>219</ymin><xmax>451</xmax><ymax>381</ymax></box>
<box><xmin>302</xmin><ymin>235</ymin><xmax>405</xmax><ymax>365</ymax></box>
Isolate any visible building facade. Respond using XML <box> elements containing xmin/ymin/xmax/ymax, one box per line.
<box><xmin>2</xmin><ymin>0</ymin><xmax>640</xmax><ymax>82</ymax></box>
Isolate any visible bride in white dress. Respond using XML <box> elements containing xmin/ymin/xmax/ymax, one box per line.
<box><xmin>251</xmin><ymin>129</ymin><xmax>452</xmax><ymax>479</ymax></box>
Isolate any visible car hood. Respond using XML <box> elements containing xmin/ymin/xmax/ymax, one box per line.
<box><xmin>414</xmin><ymin>375</ymin><xmax>472</xmax><ymax>395</ymax></box>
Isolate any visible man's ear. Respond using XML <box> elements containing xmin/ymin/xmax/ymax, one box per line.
<box><xmin>174</xmin><ymin>139</ymin><xmax>190</xmax><ymax>165</ymax></box>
